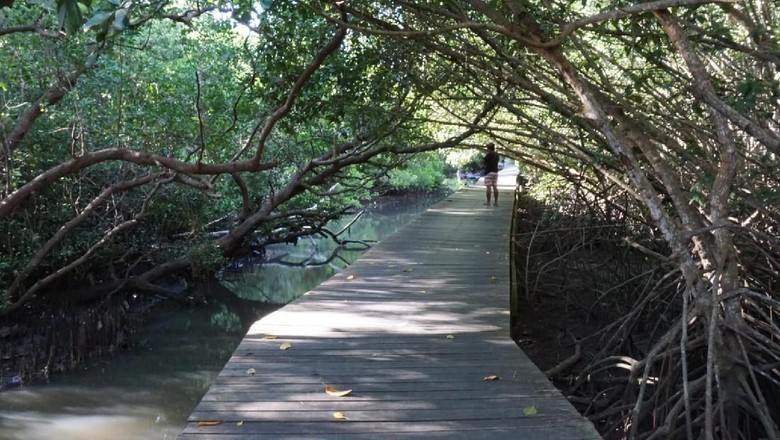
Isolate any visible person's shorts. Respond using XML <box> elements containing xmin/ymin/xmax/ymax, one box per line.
<box><xmin>484</xmin><ymin>172</ymin><xmax>498</xmax><ymax>186</ymax></box>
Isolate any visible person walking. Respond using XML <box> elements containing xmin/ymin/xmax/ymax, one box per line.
<box><xmin>482</xmin><ymin>143</ymin><xmax>500</xmax><ymax>206</ymax></box>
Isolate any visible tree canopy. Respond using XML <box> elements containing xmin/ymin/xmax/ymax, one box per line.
<box><xmin>0</xmin><ymin>0</ymin><xmax>470</xmax><ymax>312</ymax></box>
<box><xmin>1</xmin><ymin>1</ymin><xmax>779</xmax><ymax>438</ymax></box>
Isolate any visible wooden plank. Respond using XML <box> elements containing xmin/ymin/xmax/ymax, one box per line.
<box><xmin>211</xmin><ymin>373</ymin><xmax>553</xmax><ymax>386</ymax></box>
<box><xmin>190</xmin><ymin>403</ymin><xmax>581</xmax><ymax>420</ymax></box>
<box><xmin>179</xmin><ymin>186</ymin><xmax>601</xmax><ymax>439</ymax></box>
<box><xmin>192</xmin><ymin>397</ymin><xmax>560</xmax><ymax>412</ymax></box>
<box><xmin>180</xmin><ymin>430</ymin><xmax>595</xmax><ymax>440</ymax></box>
<box><xmin>198</xmin><ymin>388</ymin><xmax>559</xmax><ymax>402</ymax></box>
<box><xmin>180</xmin><ymin>419</ymin><xmax>602</xmax><ymax>439</ymax></box>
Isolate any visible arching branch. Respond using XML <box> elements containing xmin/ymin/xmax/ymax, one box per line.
<box><xmin>0</xmin><ymin>148</ymin><xmax>278</xmax><ymax>218</ymax></box>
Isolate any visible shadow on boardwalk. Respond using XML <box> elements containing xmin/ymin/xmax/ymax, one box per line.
<box><xmin>179</xmin><ymin>186</ymin><xmax>601</xmax><ymax>439</ymax></box>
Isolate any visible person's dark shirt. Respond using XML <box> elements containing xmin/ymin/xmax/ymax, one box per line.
<box><xmin>483</xmin><ymin>151</ymin><xmax>500</xmax><ymax>174</ymax></box>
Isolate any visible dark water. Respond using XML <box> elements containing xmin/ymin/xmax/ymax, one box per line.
<box><xmin>0</xmin><ymin>194</ymin><xmax>444</xmax><ymax>440</ymax></box>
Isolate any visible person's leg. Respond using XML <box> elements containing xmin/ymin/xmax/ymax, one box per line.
<box><xmin>492</xmin><ymin>184</ymin><xmax>498</xmax><ymax>206</ymax></box>
<box><xmin>484</xmin><ymin>174</ymin><xmax>492</xmax><ymax>205</ymax></box>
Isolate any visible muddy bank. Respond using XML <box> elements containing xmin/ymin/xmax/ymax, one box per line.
<box><xmin>1</xmin><ymin>293</ymin><xmax>157</xmax><ymax>389</ymax></box>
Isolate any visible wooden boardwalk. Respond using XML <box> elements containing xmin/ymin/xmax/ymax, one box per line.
<box><xmin>180</xmin><ymin>181</ymin><xmax>601</xmax><ymax>439</ymax></box>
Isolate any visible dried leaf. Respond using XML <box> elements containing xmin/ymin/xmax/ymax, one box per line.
<box><xmin>523</xmin><ymin>405</ymin><xmax>538</xmax><ymax>416</ymax></box>
<box><xmin>446</xmin><ymin>335</ymin><xmax>455</xmax><ymax>340</ymax></box>
<box><xmin>324</xmin><ymin>384</ymin><xmax>352</xmax><ymax>397</ymax></box>
<box><xmin>279</xmin><ymin>342</ymin><xmax>291</xmax><ymax>350</ymax></box>
<box><xmin>490</xmin><ymin>276</ymin><xmax>498</xmax><ymax>281</ymax></box>
<box><xmin>402</xmin><ymin>268</ymin><xmax>413</xmax><ymax>272</ymax></box>
<box><xmin>483</xmin><ymin>375</ymin><xmax>500</xmax><ymax>381</ymax></box>
<box><xmin>246</xmin><ymin>368</ymin><xmax>256</xmax><ymax>375</ymax></box>
<box><xmin>197</xmin><ymin>421</ymin><xmax>223</xmax><ymax>427</ymax></box>
<box><xmin>332</xmin><ymin>411</ymin><xmax>349</xmax><ymax>420</ymax></box>
<box><xmin>417</xmin><ymin>290</ymin><xmax>428</xmax><ymax>294</ymax></box>
<box><xmin>236</xmin><ymin>421</ymin><xmax>244</xmax><ymax>426</ymax></box>
<box><xmin>262</xmin><ymin>335</ymin><xmax>278</xmax><ymax>340</ymax></box>
<box><xmin>346</xmin><ymin>274</ymin><xmax>355</xmax><ymax>280</ymax></box>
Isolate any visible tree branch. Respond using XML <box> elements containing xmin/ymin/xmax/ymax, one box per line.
<box><xmin>250</xmin><ymin>5</ymin><xmax>349</xmax><ymax>162</ymax></box>
<box><xmin>0</xmin><ymin>148</ymin><xmax>278</xmax><ymax>218</ymax></box>
<box><xmin>0</xmin><ymin>178</ymin><xmax>164</xmax><ymax>316</ymax></box>
<box><xmin>0</xmin><ymin>23</ymin><xmax>61</xmax><ymax>38</ymax></box>
<box><xmin>1</xmin><ymin>68</ymin><xmax>84</xmax><ymax>162</ymax></box>
<box><xmin>7</xmin><ymin>172</ymin><xmax>163</xmax><ymax>298</ymax></box>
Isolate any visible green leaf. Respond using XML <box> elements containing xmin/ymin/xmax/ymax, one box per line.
<box><xmin>85</xmin><ymin>50</ymin><xmax>99</xmax><ymax>67</ymax></box>
<box><xmin>56</xmin><ymin>0</ymin><xmax>83</xmax><ymax>34</ymax></box>
<box><xmin>523</xmin><ymin>405</ymin><xmax>537</xmax><ymax>416</ymax></box>
<box><xmin>83</xmin><ymin>10</ymin><xmax>111</xmax><ymax>31</ymax></box>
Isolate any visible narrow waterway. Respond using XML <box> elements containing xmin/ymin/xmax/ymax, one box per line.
<box><xmin>0</xmin><ymin>193</ymin><xmax>445</xmax><ymax>440</ymax></box>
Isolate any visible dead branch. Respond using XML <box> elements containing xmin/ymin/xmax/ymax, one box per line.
<box><xmin>545</xmin><ymin>344</ymin><xmax>581</xmax><ymax>378</ymax></box>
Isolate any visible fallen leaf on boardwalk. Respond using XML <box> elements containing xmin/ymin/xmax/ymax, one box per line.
<box><xmin>324</xmin><ymin>384</ymin><xmax>352</xmax><ymax>397</ymax></box>
<box><xmin>490</xmin><ymin>276</ymin><xmax>498</xmax><ymax>281</ymax></box>
<box><xmin>446</xmin><ymin>335</ymin><xmax>455</xmax><ymax>340</ymax></box>
<box><xmin>262</xmin><ymin>335</ymin><xmax>278</xmax><ymax>340</ymax></box>
<box><xmin>483</xmin><ymin>375</ymin><xmax>500</xmax><ymax>381</ymax></box>
<box><xmin>332</xmin><ymin>411</ymin><xmax>349</xmax><ymax>420</ymax></box>
<box><xmin>402</xmin><ymin>268</ymin><xmax>413</xmax><ymax>272</ymax></box>
<box><xmin>279</xmin><ymin>342</ymin><xmax>291</xmax><ymax>350</ymax></box>
<box><xmin>523</xmin><ymin>405</ymin><xmax>538</xmax><ymax>416</ymax></box>
<box><xmin>197</xmin><ymin>421</ymin><xmax>223</xmax><ymax>427</ymax></box>
<box><xmin>417</xmin><ymin>290</ymin><xmax>428</xmax><ymax>294</ymax></box>
<box><xmin>236</xmin><ymin>421</ymin><xmax>244</xmax><ymax>426</ymax></box>
<box><xmin>346</xmin><ymin>274</ymin><xmax>355</xmax><ymax>280</ymax></box>
<box><xmin>246</xmin><ymin>368</ymin><xmax>256</xmax><ymax>375</ymax></box>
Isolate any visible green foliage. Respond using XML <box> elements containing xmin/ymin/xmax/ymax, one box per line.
<box><xmin>0</xmin><ymin>1</ymin><xmax>501</xmax><ymax>313</ymax></box>
<box><xmin>190</xmin><ymin>243</ymin><xmax>226</xmax><ymax>280</ymax></box>
<box><xmin>56</xmin><ymin>0</ymin><xmax>87</xmax><ymax>34</ymax></box>
<box><xmin>0</xmin><ymin>288</ymin><xmax>8</xmax><ymax>310</ymax></box>
<box><xmin>2</xmin><ymin>0</ymin><xmax>779</xmax><ymax>435</ymax></box>
<box><xmin>726</xmin><ymin>78</ymin><xmax>777</xmax><ymax>114</ymax></box>
<box><xmin>385</xmin><ymin>153</ymin><xmax>447</xmax><ymax>191</ymax></box>
<box><xmin>0</xmin><ymin>6</ymin><xmax>256</xmax><ymax>293</ymax></box>
<box><xmin>526</xmin><ymin>173</ymin><xmax>572</xmax><ymax>207</ymax></box>
<box><xmin>445</xmin><ymin>148</ymin><xmax>482</xmax><ymax>171</ymax></box>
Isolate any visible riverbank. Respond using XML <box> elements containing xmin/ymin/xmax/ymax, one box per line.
<box><xmin>0</xmin><ymin>189</ymin><xmax>450</xmax><ymax>440</ymax></box>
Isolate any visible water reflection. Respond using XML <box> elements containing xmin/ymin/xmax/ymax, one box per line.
<box><xmin>0</xmin><ymin>193</ymin><xmax>443</xmax><ymax>440</ymax></box>
<box><xmin>0</xmin><ymin>284</ymin><xmax>269</xmax><ymax>440</ymax></box>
